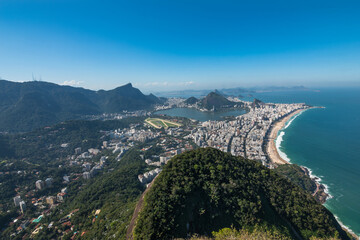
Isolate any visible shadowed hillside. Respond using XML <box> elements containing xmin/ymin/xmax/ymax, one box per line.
<box><xmin>0</xmin><ymin>80</ymin><xmax>163</xmax><ymax>132</ymax></box>
<box><xmin>199</xmin><ymin>92</ymin><xmax>241</xmax><ymax>110</ymax></box>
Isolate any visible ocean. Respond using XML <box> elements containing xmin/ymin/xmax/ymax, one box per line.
<box><xmin>248</xmin><ymin>88</ymin><xmax>360</xmax><ymax>237</ymax></box>
<box><xmin>156</xmin><ymin>87</ymin><xmax>360</xmax><ymax>236</ymax></box>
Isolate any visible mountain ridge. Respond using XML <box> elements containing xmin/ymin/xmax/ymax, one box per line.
<box><xmin>0</xmin><ymin>80</ymin><xmax>163</xmax><ymax>132</ymax></box>
<box><xmin>199</xmin><ymin>91</ymin><xmax>241</xmax><ymax>110</ymax></box>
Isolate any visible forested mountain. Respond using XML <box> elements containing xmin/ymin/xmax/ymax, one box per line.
<box><xmin>0</xmin><ymin>80</ymin><xmax>163</xmax><ymax>132</ymax></box>
<box><xmin>251</xmin><ymin>98</ymin><xmax>266</xmax><ymax>108</ymax></box>
<box><xmin>199</xmin><ymin>92</ymin><xmax>241</xmax><ymax>110</ymax></box>
<box><xmin>274</xmin><ymin>164</ymin><xmax>317</xmax><ymax>195</ymax></box>
<box><xmin>184</xmin><ymin>96</ymin><xmax>199</xmax><ymax>105</ymax></box>
<box><xmin>133</xmin><ymin>148</ymin><xmax>349</xmax><ymax>240</ymax></box>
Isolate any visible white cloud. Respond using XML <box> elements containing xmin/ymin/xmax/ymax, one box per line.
<box><xmin>61</xmin><ymin>80</ymin><xmax>84</xmax><ymax>86</ymax></box>
<box><xmin>183</xmin><ymin>81</ymin><xmax>195</xmax><ymax>86</ymax></box>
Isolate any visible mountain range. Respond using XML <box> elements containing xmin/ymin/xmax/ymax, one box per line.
<box><xmin>0</xmin><ymin>80</ymin><xmax>163</xmax><ymax>132</ymax></box>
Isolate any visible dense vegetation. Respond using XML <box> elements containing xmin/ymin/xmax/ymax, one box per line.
<box><xmin>184</xmin><ymin>97</ymin><xmax>199</xmax><ymax>105</ymax></box>
<box><xmin>187</xmin><ymin>227</ymin><xmax>340</xmax><ymax>240</ymax></box>
<box><xmin>0</xmin><ymin>147</ymin><xmax>147</xmax><ymax>239</ymax></box>
<box><xmin>44</xmin><ymin>148</ymin><xmax>147</xmax><ymax>240</ymax></box>
<box><xmin>251</xmin><ymin>98</ymin><xmax>266</xmax><ymax>108</ymax></box>
<box><xmin>199</xmin><ymin>92</ymin><xmax>242</xmax><ymax>110</ymax></box>
<box><xmin>274</xmin><ymin>164</ymin><xmax>317</xmax><ymax>194</ymax></box>
<box><xmin>1</xmin><ymin>117</ymin><xmax>144</xmax><ymax>163</ymax></box>
<box><xmin>0</xmin><ymin>117</ymin><xmax>145</xmax><ymax>233</ymax></box>
<box><xmin>0</xmin><ymin>80</ymin><xmax>162</xmax><ymax>132</ymax></box>
<box><xmin>134</xmin><ymin>148</ymin><xmax>348</xmax><ymax>240</ymax></box>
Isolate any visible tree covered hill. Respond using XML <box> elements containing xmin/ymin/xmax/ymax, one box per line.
<box><xmin>0</xmin><ymin>118</ymin><xmax>144</xmax><ymax>164</ymax></box>
<box><xmin>274</xmin><ymin>164</ymin><xmax>317</xmax><ymax>195</ymax></box>
<box><xmin>184</xmin><ymin>96</ymin><xmax>199</xmax><ymax>105</ymax></box>
<box><xmin>0</xmin><ymin>80</ymin><xmax>163</xmax><ymax>132</ymax></box>
<box><xmin>134</xmin><ymin>148</ymin><xmax>349</xmax><ymax>240</ymax></box>
<box><xmin>251</xmin><ymin>98</ymin><xmax>266</xmax><ymax>108</ymax></box>
<box><xmin>199</xmin><ymin>92</ymin><xmax>241</xmax><ymax>110</ymax></box>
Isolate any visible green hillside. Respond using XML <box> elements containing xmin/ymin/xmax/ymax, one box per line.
<box><xmin>184</xmin><ymin>96</ymin><xmax>199</xmax><ymax>105</ymax></box>
<box><xmin>199</xmin><ymin>92</ymin><xmax>240</xmax><ymax>110</ymax></box>
<box><xmin>134</xmin><ymin>148</ymin><xmax>348</xmax><ymax>240</ymax></box>
<box><xmin>274</xmin><ymin>164</ymin><xmax>317</xmax><ymax>194</ymax></box>
<box><xmin>0</xmin><ymin>80</ymin><xmax>163</xmax><ymax>132</ymax></box>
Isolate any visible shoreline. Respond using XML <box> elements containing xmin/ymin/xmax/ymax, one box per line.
<box><xmin>266</xmin><ymin>108</ymin><xmax>308</xmax><ymax>165</ymax></box>
<box><xmin>265</xmin><ymin>107</ymin><xmax>331</xmax><ymax>203</ymax></box>
<box><xmin>265</xmin><ymin>107</ymin><xmax>359</xmax><ymax>238</ymax></box>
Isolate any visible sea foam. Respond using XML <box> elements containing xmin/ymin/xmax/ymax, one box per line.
<box><xmin>306</xmin><ymin>166</ymin><xmax>333</xmax><ymax>199</ymax></box>
<box><xmin>275</xmin><ymin>131</ymin><xmax>291</xmax><ymax>163</ymax></box>
<box><xmin>284</xmin><ymin>110</ymin><xmax>305</xmax><ymax>129</ymax></box>
<box><xmin>275</xmin><ymin>110</ymin><xmax>305</xmax><ymax>164</ymax></box>
<box><xmin>276</xmin><ymin>108</ymin><xmax>333</xmax><ymax>199</ymax></box>
<box><xmin>333</xmin><ymin>215</ymin><xmax>359</xmax><ymax>239</ymax></box>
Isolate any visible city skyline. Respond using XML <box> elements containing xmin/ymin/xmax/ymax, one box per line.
<box><xmin>1</xmin><ymin>0</ymin><xmax>360</xmax><ymax>91</ymax></box>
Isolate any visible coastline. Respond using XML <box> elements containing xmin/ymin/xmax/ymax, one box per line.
<box><xmin>266</xmin><ymin>107</ymin><xmax>331</xmax><ymax>203</ymax></box>
<box><xmin>265</xmin><ymin>107</ymin><xmax>359</xmax><ymax>238</ymax></box>
<box><xmin>266</xmin><ymin>108</ymin><xmax>307</xmax><ymax>165</ymax></box>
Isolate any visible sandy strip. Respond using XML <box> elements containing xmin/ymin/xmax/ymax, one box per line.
<box><xmin>266</xmin><ymin>108</ymin><xmax>308</xmax><ymax>165</ymax></box>
<box><xmin>160</xmin><ymin>119</ymin><xmax>182</xmax><ymax>127</ymax></box>
<box><xmin>145</xmin><ymin>119</ymin><xmax>162</xmax><ymax>129</ymax></box>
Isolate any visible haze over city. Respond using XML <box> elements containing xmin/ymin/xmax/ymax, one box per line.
<box><xmin>1</xmin><ymin>0</ymin><xmax>360</xmax><ymax>91</ymax></box>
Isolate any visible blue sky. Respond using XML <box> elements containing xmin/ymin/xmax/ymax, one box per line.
<box><xmin>0</xmin><ymin>0</ymin><xmax>359</xmax><ymax>92</ymax></box>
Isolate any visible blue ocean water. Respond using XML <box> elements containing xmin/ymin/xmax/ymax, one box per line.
<box><xmin>250</xmin><ymin>88</ymin><xmax>360</xmax><ymax>237</ymax></box>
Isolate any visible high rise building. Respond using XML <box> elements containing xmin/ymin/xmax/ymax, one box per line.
<box><xmin>83</xmin><ymin>163</ymin><xmax>91</xmax><ymax>171</ymax></box>
<box><xmin>45</xmin><ymin>178</ymin><xmax>53</xmax><ymax>187</ymax></box>
<box><xmin>35</xmin><ymin>180</ymin><xmax>45</xmax><ymax>190</ymax></box>
<box><xmin>14</xmin><ymin>196</ymin><xmax>22</xmax><ymax>207</ymax></box>
<box><xmin>46</xmin><ymin>196</ymin><xmax>56</xmax><ymax>205</ymax></box>
<box><xmin>19</xmin><ymin>201</ymin><xmax>26</xmax><ymax>214</ymax></box>
<box><xmin>83</xmin><ymin>172</ymin><xmax>91</xmax><ymax>179</ymax></box>
<box><xmin>74</xmin><ymin>147</ymin><xmax>82</xmax><ymax>155</ymax></box>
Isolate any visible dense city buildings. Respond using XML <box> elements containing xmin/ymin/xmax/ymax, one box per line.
<box><xmin>2</xmin><ymin>96</ymin><xmax>312</xmax><ymax>239</ymax></box>
<box><xmin>186</xmin><ymin>99</ymin><xmax>308</xmax><ymax>168</ymax></box>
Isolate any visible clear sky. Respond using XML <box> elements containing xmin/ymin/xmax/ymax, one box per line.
<box><xmin>0</xmin><ymin>0</ymin><xmax>359</xmax><ymax>92</ymax></box>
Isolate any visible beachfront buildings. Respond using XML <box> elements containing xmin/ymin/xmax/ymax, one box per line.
<box><xmin>186</xmin><ymin>101</ymin><xmax>308</xmax><ymax>167</ymax></box>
